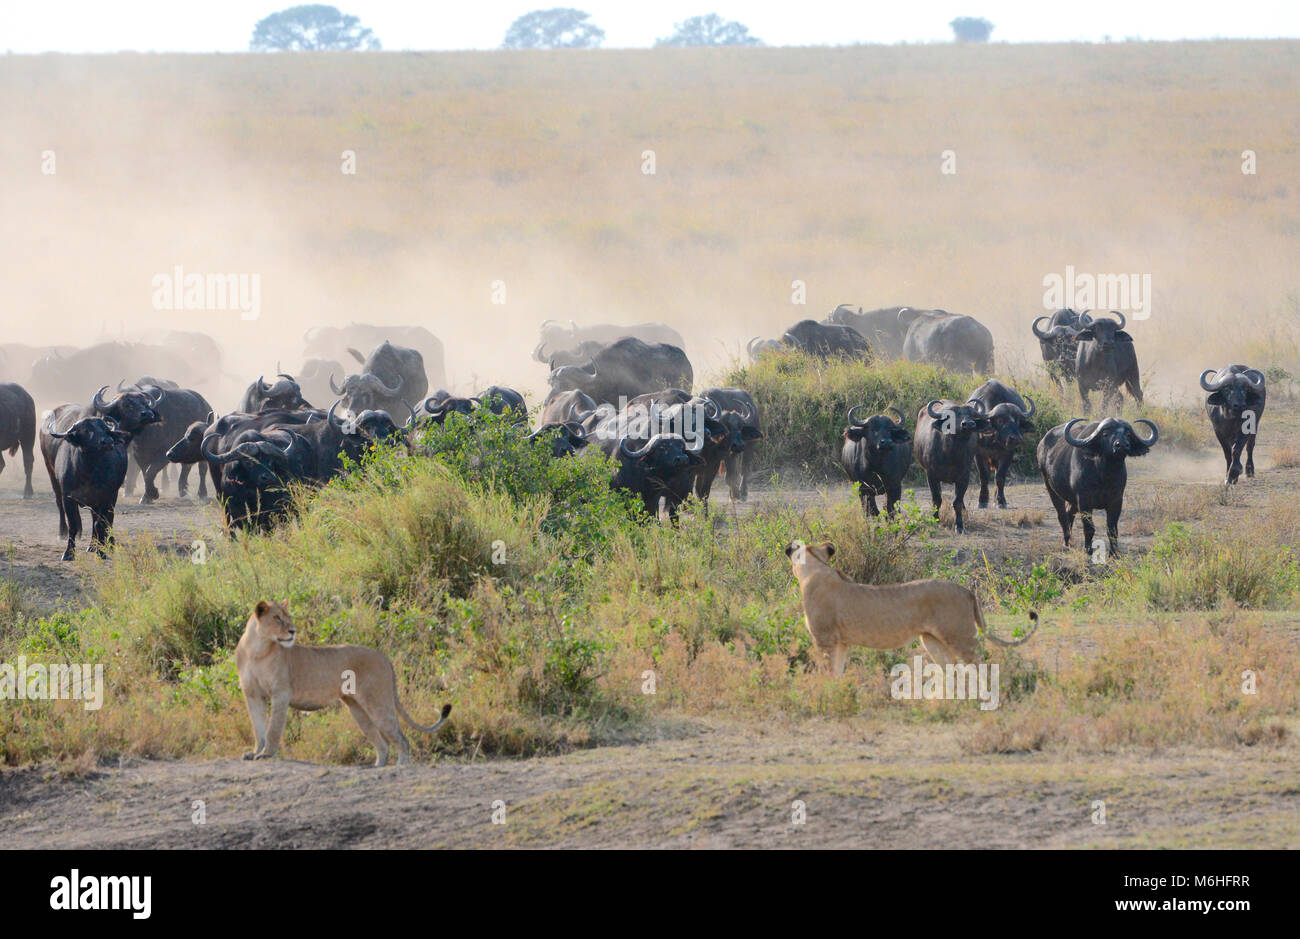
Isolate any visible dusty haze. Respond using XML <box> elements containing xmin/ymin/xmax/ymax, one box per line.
<box><xmin>2</xmin><ymin>42</ymin><xmax>1298</xmax><ymax>410</ymax></box>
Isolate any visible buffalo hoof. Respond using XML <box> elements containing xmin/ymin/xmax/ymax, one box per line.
<box><xmin>22</xmin><ymin>491</ymin><xmax>33</xmax><ymax>500</ymax></box>
<box><xmin>978</xmin><ymin>501</ymin><xmax>989</xmax><ymax>509</ymax></box>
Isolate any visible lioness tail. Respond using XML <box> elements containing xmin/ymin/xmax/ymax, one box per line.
<box><xmin>396</xmin><ymin>695</ymin><xmax>453</xmax><ymax>733</ymax></box>
<box><xmin>977</xmin><ymin>605</ymin><xmax>1040</xmax><ymax>647</ymax></box>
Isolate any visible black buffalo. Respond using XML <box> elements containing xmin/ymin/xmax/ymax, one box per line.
<box><xmin>290</xmin><ymin>358</ymin><xmax>345</xmax><ymax>411</ymax></box>
<box><xmin>335</xmin><ymin>342</ymin><xmax>428</xmax><ymax>417</ymax></box>
<box><xmin>40</xmin><ymin>415</ymin><xmax>131</xmax><ymax>560</ymax></box>
<box><xmin>745</xmin><ymin>337</ymin><xmax>785</xmax><ymax>362</ymax></box>
<box><xmin>519</xmin><ymin>421</ymin><xmax>590</xmax><ymax>457</ymax></box>
<box><xmin>1045</xmin><ymin>311</ymin><xmax>1142</xmax><ymax>410</ymax></box>
<box><xmin>1031</xmin><ymin>309</ymin><xmax>1093</xmax><ymax>386</ymax></box>
<box><xmin>967</xmin><ymin>379</ymin><xmax>1036</xmax><ymax>509</ymax></box>
<box><xmin>533</xmin><ymin>319</ymin><xmax>685</xmax><ymax>364</ymax></box>
<box><xmin>841</xmin><ymin>404</ymin><xmax>912</xmax><ymax>516</ymax></box>
<box><xmin>202</xmin><ymin>429</ymin><xmax>316</xmax><ymax>532</ymax></box>
<box><xmin>478</xmin><ymin>386</ymin><xmax>527</xmax><ymax>420</ymax></box>
<box><xmin>239</xmin><ymin>374</ymin><xmax>310</xmax><ymax>413</ymax></box>
<box><xmin>1200</xmin><ymin>365</ymin><xmax>1266</xmax><ymax>484</ymax></box>
<box><xmin>547</xmin><ymin>337</ymin><xmax>693</xmax><ymax>408</ymax></box>
<box><xmin>538</xmin><ymin>389</ymin><xmax>599</xmax><ymax>429</ymax></box>
<box><xmin>611</xmin><ymin>433</ymin><xmax>703</xmax><ymax>521</ymax></box>
<box><xmin>781</xmin><ymin>319</ymin><xmax>872</xmax><ymax>359</ymax></box>
<box><xmin>913</xmin><ymin>398</ymin><xmax>990</xmax><ymax>533</ymax></box>
<box><xmin>696</xmin><ymin>387</ymin><xmax>763</xmax><ymax>503</ymax></box>
<box><xmin>304</xmin><ymin>324</ymin><xmax>446</xmax><ymax>390</ymax></box>
<box><xmin>824</xmin><ymin>304</ymin><xmax>912</xmax><ymax>358</ymax></box>
<box><xmin>418</xmin><ymin>391</ymin><xmax>480</xmax><ymax>425</ymax></box>
<box><xmin>28</xmin><ymin>341</ymin><xmax>191</xmax><ymax>406</ymax></box>
<box><xmin>0</xmin><ymin>382</ymin><xmax>37</xmax><ymax>498</ymax></box>
<box><xmin>116</xmin><ymin>380</ymin><xmax>214</xmax><ymax>503</ymax></box>
<box><xmin>900</xmin><ymin>310</ymin><xmax>994</xmax><ymax>373</ymax></box>
<box><xmin>1037</xmin><ymin>417</ymin><xmax>1158</xmax><ymax>557</ymax></box>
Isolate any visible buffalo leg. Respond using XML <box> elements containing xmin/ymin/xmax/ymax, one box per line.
<box><xmin>1106</xmin><ymin>496</ymin><xmax>1122</xmax><ymax>557</ymax></box>
<box><xmin>1043</xmin><ymin>476</ymin><xmax>1074</xmax><ymax>547</ymax></box>
<box><xmin>140</xmin><ymin>460</ymin><xmax>162</xmax><ymax>504</ymax></box>
<box><xmin>123</xmin><ymin>454</ymin><xmax>139</xmax><ymax>496</ymax></box>
<box><xmin>857</xmin><ymin>482</ymin><xmax>879</xmax><ymax>516</ymax></box>
<box><xmin>61</xmin><ymin>499</ymin><xmax>81</xmax><ymax>561</ymax></box>
<box><xmin>723</xmin><ymin>452</ymin><xmax>743</xmax><ymax>501</ymax></box>
<box><xmin>20</xmin><ymin>439</ymin><xmax>34</xmax><ymax>496</ymax></box>
<box><xmin>738</xmin><ymin>448</ymin><xmax>753</xmax><ymax>501</ymax></box>
<box><xmin>177</xmin><ymin>462</ymin><xmax>192</xmax><ymax>498</ymax></box>
<box><xmin>1245</xmin><ymin>430</ymin><xmax>1258</xmax><ymax>478</ymax></box>
<box><xmin>197</xmin><ymin>462</ymin><xmax>209</xmax><ymax>499</ymax></box>
<box><xmin>1125</xmin><ymin>377</ymin><xmax>1143</xmax><ymax>404</ymax></box>
<box><xmin>976</xmin><ymin>456</ymin><xmax>991</xmax><ymax>508</ymax></box>
<box><xmin>89</xmin><ymin>505</ymin><xmax>115</xmax><ymax>557</ymax></box>
<box><xmin>1227</xmin><ymin>434</ymin><xmax>1245</xmax><ymax>484</ymax></box>
<box><xmin>995</xmin><ymin>453</ymin><xmax>1013</xmax><ymax>508</ymax></box>
<box><xmin>927</xmin><ymin>474</ymin><xmax>943</xmax><ymax>521</ymax></box>
<box><xmin>884</xmin><ymin>480</ymin><xmax>902</xmax><ymax>517</ymax></box>
<box><xmin>952</xmin><ymin>478</ymin><xmax>969</xmax><ymax>533</ymax></box>
<box><xmin>693</xmin><ymin>457</ymin><xmax>721</xmax><ymax>510</ymax></box>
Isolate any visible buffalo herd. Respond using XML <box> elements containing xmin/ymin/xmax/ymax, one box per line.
<box><xmin>0</xmin><ymin>309</ymin><xmax>1270</xmax><ymax>561</ymax></box>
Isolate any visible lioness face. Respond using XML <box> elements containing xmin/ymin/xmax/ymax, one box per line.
<box><xmin>254</xmin><ymin>599</ymin><xmax>297</xmax><ymax>648</ymax></box>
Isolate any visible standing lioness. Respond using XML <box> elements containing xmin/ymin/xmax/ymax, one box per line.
<box><xmin>785</xmin><ymin>541</ymin><xmax>1038</xmax><ymax>674</ymax></box>
<box><xmin>236</xmin><ymin>599</ymin><xmax>452</xmax><ymax>766</ymax></box>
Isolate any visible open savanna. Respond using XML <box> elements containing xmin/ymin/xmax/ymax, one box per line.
<box><xmin>2</xmin><ymin>41</ymin><xmax>1299</xmax><ymax>847</ymax></box>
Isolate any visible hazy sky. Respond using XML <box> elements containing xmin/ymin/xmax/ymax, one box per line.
<box><xmin>8</xmin><ymin>0</ymin><xmax>1300</xmax><ymax>53</ymax></box>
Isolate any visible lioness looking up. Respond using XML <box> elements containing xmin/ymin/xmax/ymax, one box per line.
<box><xmin>785</xmin><ymin>541</ymin><xmax>1038</xmax><ymax>675</ymax></box>
<box><xmin>236</xmin><ymin>600</ymin><xmax>452</xmax><ymax>766</ymax></box>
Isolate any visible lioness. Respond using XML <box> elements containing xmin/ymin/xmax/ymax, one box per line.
<box><xmin>785</xmin><ymin>541</ymin><xmax>1039</xmax><ymax>674</ymax></box>
<box><xmin>236</xmin><ymin>600</ymin><xmax>452</xmax><ymax>766</ymax></box>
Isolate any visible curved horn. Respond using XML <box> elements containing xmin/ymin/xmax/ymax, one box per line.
<box><xmin>887</xmin><ymin>405</ymin><xmax>905</xmax><ymax>426</ymax></box>
<box><xmin>277</xmin><ymin>372</ymin><xmax>296</xmax><ymax>382</ymax></box>
<box><xmin>1032</xmin><ymin>316</ymin><xmax>1076</xmax><ymax>341</ymax></box>
<box><xmin>92</xmin><ymin>385</ymin><xmax>111</xmax><ymax>410</ymax></box>
<box><xmin>738</xmin><ymin>398</ymin><xmax>754</xmax><ymax>421</ymax></box>
<box><xmin>328</xmin><ymin>400</ymin><xmax>347</xmax><ymax>431</ymax></box>
<box><xmin>420</xmin><ymin>395</ymin><xmax>445</xmax><ymax>415</ymax></box>
<box><xmin>1243</xmin><ymin>369</ymin><xmax>1266</xmax><ymax>391</ymax></box>
<box><xmin>699</xmin><ymin>397</ymin><xmax>719</xmax><ymax>420</ymax></box>
<box><xmin>116</xmin><ymin>378</ymin><xmax>130</xmax><ymax>393</ymax></box>
<box><xmin>1109</xmin><ymin>310</ymin><xmax>1126</xmax><ymax>330</ymax></box>
<box><xmin>564</xmin><ymin>421</ymin><xmax>588</xmax><ymax>440</ymax></box>
<box><xmin>746</xmin><ymin>336</ymin><xmax>761</xmax><ymax>356</ymax></box>
<box><xmin>400</xmin><ymin>399</ymin><xmax>417</xmax><ymax>430</ymax></box>
<box><xmin>201</xmin><ymin>432</ymin><xmax>240</xmax><ymax>464</ymax></box>
<box><xmin>1063</xmin><ymin>418</ymin><xmax>1104</xmax><ymax>448</ymax></box>
<box><xmin>1133</xmin><ymin>419</ymin><xmax>1158</xmax><ymax>447</ymax></box>
<box><xmin>329</xmin><ymin>372</ymin><xmax>344</xmax><ymax>395</ymax></box>
<box><xmin>378</xmin><ymin>373</ymin><xmax>403</xmax><ymax>396</ymax></box>
<box><xmin>1017</xmin><ymin>395</ymin><xmax>1036</xmax><ymax>419</ymax></box>
<box><xmin>1199</xmin><ymin>368</ymin><xmax>1224</xmax><ymax>392</ymax></box>
<box><xmin>147</xmin><ymin>384</ymin><xmax>165</xmax><ymax>402</ymax></box>
<box><xmin>967</xmin><ymin>398</ymin><xmax>987</xmax><ymax>417</ymax></box>
<box><xmin>896</xmin><ymin>307</ymin><xmax>913</xmax><ymax>324</ymax></box>
<box><xmin>846</xmin><ymin>404</ymin><xmax>869</xmax><ymax>427</ymax></box>
<box><xmin>925</xmin><ymin>399</ymin><xmax>945</xmax><ymax>420</ymax></box>
<box><xmin>832</xmin><ymin>303</ymin><xmax>854</xmax><ymax>315</ymax></box>
<box><xmin>620</xmin><ymin>434</ymin><xmax>660</xmax><ymax>459</ymax></box>
<box><xmin>257</xmin><ymin>375</ymin><xmax>271</xmax><ymax>394</ymax></box>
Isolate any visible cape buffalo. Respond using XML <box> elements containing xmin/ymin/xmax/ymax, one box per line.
<box><xmin>698</xmin><ymin>387</ymin><xmax>763</xmax><ymax>502</ymax></box>
<box><xmin>1037</xmin><ymin>417</ymin><xmax>1158</xmax><ymax>558</ymax></box>
<box><xmin>1068</xmin><ymin>311</ymin><xmax>1142</xmax><ymax>410</ymax></box>
<box><xmin>1200</xmin><ymin>365</ymin><xmax>1266</xmax><ymax>484</ymax></box>
<box><xmin>478</xmin><ymin>386</ymin><xmax>527</xmax><ymax>420</ymax></box>
<box><xmin>967</xmin><ymin>379</ymin><xmax>1036</xmax><ymax>509</ymax></box>
<box><xmin>841</xmin><ymin>404</ymin><xmax>912</xmax><ymax>516</ymax></box>
<box><xmin>0</xmin><ymin>382</ymin><xmax>37</xmax><ymax>498</ymax></box>
<box><xmin>40</xmin><ymin>415</ymin><xmax>132</xmax><ymax>560</ymax></box>
<box><xmin>202</xmin><ymin>429</ymin><xmax>315</xmax><ymax>532</ymax></box>
<box><xmin>745</xmin><ymin>337</ymin><xmax>785</xmax><ymax>362</ymax></box>
<box><xmin>336</xmin><ymin>342</ymin><xmax>427</xmax><ymax>417</ymax></box>
<box><xmin>611</xmin><ymin>433</ymin><xmax>703</xmax><ymax>521</ymax></box>
<box><xmin>1031</xmin><ymin>309</ymin><xmax>1093</xmax><ymax>386</ymax></box>
<box><xmin>533</xmin><ymin>319</ymin><xmax>685</xmax><ymax>364</ymax></box>
<box><xmin>824</xmin><ymin>304</ymin><xmax>913</xmax><ymax>358</ymax></box>
<box><xmin>547</xmin><ymin>337</ymin><xmax>693</xmax><ymax>408</ymax></box>
<box><xmin>117</xmin><ymin>380</ymin><xmax>214</xmax><ymax>503</ymax></box>
<box><xmin>900</xmin><ymin>310</ymin><xmax>994</xmax><ymax>373</ymax></box>
<box><xmin>781</xmin><ymin>320</ymin><xmax>872</xmax><ymax>359</ymax></box>
<box><xmin>239</xmin><ymin>374</ymin><xmax>310</xmax><ymax>413</ymax></box>
<box><xmin>304</xmin><ymin>325</ymin><xmax>446</xmax><ymax>389</ymax></box>
<box><xmin>913</xmin><ymin>399</ymin><xmax>990</xmax><ymax>533</ymax></box>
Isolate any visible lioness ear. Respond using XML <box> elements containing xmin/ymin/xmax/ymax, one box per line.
<box><xmin>823</xmin><ymin>542</ymin><xmax>836</xmax><ymax>558</ymax></box>
<box><xmin>280</xmin><ymin>599</ymin><xmax>291</xmax><ymax>613</ymax></box>
<box><xmin>254</xmin><ymin>600</ymin><xmax>269</xmax><ymax>617</ymax></box>
<box><xmin>784</xmin><ymin>543</ymin><xmax>795</xmax><ymax>558</ymax></box>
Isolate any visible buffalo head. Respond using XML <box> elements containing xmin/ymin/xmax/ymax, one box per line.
<box><xmin>1063</xmin><ymin>416</ymin><xmax>1158</xmax><ymax>460</ymax></box>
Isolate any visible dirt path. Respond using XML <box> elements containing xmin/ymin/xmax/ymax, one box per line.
<box><xmin>2</xmin><ymin>718</ymin><xmax>1295</xmax><ymax>848</ymax></box>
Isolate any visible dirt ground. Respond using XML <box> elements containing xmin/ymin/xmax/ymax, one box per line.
<box><xmin>2</xmin><ymin>718</ymin><xmax>1296</xmax><ymax>849</ymax></box>
<box><xmin>1</xmin><ymin>416</ymin><xmax>1297</xmax><ymax>849</ymax></box>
